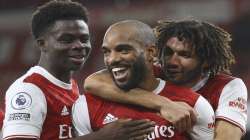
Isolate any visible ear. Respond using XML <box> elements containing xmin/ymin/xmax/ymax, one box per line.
<box><xmin>36</xmin><ymin>38</ymin><xmax>47</xmax><ymax>52</ymax></box>
<box><xmin>202</xmin><ymin>61</ymin><xmax>209</xmax><ymax>68</ymax></box>
<box><xmin>201</xmin><ymin>60</ymin><xmax>209</xmax><ymax>73</ymax></box>
<box><xmin>146</xmin><ymin>45</ymin><xmax>157</xmax><ymax>63</ymax></box>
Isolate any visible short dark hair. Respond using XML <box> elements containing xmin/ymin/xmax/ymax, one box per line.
<box><xmin>31</xmin><ymin>0</ymin><xmax>88</xmax><ymax>39</ymax></box>
<box><xmin>154</xmin><ymin>19</ymin><xmax>235</xmax><ymax>76</ymax></box>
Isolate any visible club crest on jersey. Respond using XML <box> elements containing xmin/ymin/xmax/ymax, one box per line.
<box><xmin>11</xmin><ymin>92</ymin><xmax>32</xmax><ymax>110</ymax></box>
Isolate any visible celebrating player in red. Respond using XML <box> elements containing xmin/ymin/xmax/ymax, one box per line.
<box><xmin>73</xmin><ymin>20</ymin><xmax>215</xmax><ymax>140</ymax></box>
<box><xmin>85</xmin><ymin>19</ymin><xmax>248</xmax><ymax>140</ymax></box>
<box><xmin>1</xmin><ymin>1</ymin><xmax>154</xmax><ymax>140</ymax></box>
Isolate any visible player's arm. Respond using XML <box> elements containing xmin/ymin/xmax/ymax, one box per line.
<box><xmin>2</xmin><ymin>83</ymin><xmax>47</xmax><ymax>140</ymax></box>
<box><xmin>84</xmin><ymin>69</ymin><xmax>197</xmax><ymax>131</ymax></box>
<box><xmin>71</xmin><ymin>95</ymin><xmax>154</xmax><ymax>140</ymax></box>
<box><xmin>71</xmin><ymin>119</ymin><xmax>154</xmax><ymax>140</ymax></box>
<box><xmin>213</xmin><ymin>78</ymin><xmax>247</xmax><ymax>140</ymax></box>
<box><xmin>214</xmin><ymin>120</ymin><xmax>242</xmax><ymax>140</ymax></box>
<box><xmin>189</xmin><ymin>96</ymin><xmax>215</xmax><ymax>140</ymax></box>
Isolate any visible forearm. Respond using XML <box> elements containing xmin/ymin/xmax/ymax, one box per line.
<box><xmin>214</xmin><ymin>120</ymin><xmax>243</xmax><ymax>140</ymax></box>
<box><xmin>70</xmin><ymin>131</ymin><xmax>103</xmax><ymax>140</ymax></box>
<box><xmin>86</xmin><ymin>81</ymin><xmax>167</xmax><ymax>110</ymax></box>
<box><xmin>84</xmin><ymin>70</ymin><xmax>169</xmax><ymax>110</ymax></box>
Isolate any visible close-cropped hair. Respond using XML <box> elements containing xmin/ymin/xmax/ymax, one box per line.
<box><xmin>31</xmin><ymin>0</ymin><xmax>88</xmax><ymax>39</ymax></box>
<box><xmin>154</xmin><ymin>19</ymin><xmax>235</xmax><ymax>76</ymax></box>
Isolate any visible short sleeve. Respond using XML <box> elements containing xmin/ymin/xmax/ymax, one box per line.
<box><xmin>216</xmin><ymin>78</ymin><xmax>248</xmax><ymax>133</ymax></box>
<box><xmin>2</xmin><ymin>81</ymin><xmax>47</xmax><ymax>139</ymax></box>
<box><xmin>72</xmin><ymin>95</ymin><xmax>92</xmax><ymax>136</ymax></box>
<box><xmin>189</xmin><ymin>96</ymin><xmax>215</xmax><ymax>140</ymax></box>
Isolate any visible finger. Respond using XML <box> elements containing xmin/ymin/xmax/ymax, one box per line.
<box><xmin>116</xmin><ymin>118</ymin><xmax>132</xmax><ymax>123</ymax></box>
<box><xmin>186</xmin><ymin>114</ymin><xmax>192</xmax><ymax>131</ymax></box>
<box><xmin>127</xmin><ymin>121</ymin><xmax>155</xmax><ymax>132</ymax></box>
<box><xmin>130</xmin><ymin>134</ymin><xmax>148</xmax><ymax>140</ymax></box>
<box><xmin>129</xmin><ymin>126</ymin><xmax>154</xmax><ymax>137</ymax></box>
<box><xmin>175</xmin><ymin>117</ymin><xmax>186</xmax><ymax>132</ymax></box>
<box><xmin>123</xmin><ymin>119</ymin><xmax>153</xmax><ymax>127</ymax></box>
<box><xmin>190</xmin><ymin>109</ymin><xmax>198</xmax><ymax>125</ymax></box>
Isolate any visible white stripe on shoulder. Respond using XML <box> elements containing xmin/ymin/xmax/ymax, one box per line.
<box><xmin>30</xmin><ymin>66</ymin><xmax>72</xmax><ymax>89</ymax></box>
<box><xmin>72</xmin><ymin>95</ymin><xmax>92</xmax><ymax>136</ymax></box>
<box><xmin>153</xmin><ymin>78</ymin><xmax>166</xmax><ymax>95</ymax></box>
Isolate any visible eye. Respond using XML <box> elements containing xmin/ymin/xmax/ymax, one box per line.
<box><xmin>120</xmin><ymin>48</ymin><xmax>130</xmax><ymax>54</ymax></box>
<box><xmin>102</xmin><ymin>47</ymin><xmax>110</xmax><ymax>56</ymax></box>
<box><xmin>58</xmin><ymin>34</ymin><xmax>75</xmax><ymax>44</ymax></box>
<box><xmin>80</xmin><ymin>35</ymin><xmax>90</xmax><ymax>44</ymax></box>
<box><xmin>116</xmin><ymin>45</ymin><xmax>133</xmax><ymax>54</ymax></box>
<box><xmin>162</xmin><ymin>47</ymin><xmax>173</xmax><ymax>57</ymax></box>
<box><xmin>179</xmin><ymin>51</ymin><xmax>191</xmax><ymax>58</ymax></box>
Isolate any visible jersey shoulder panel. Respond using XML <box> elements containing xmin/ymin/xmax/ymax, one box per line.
<box><xmin>190</xmin><ymin>96</ymin><xmax>215</xmax><ymax>140</ymax></box>
<box><xmin>197</xmin><ymin>73</ymin><xmax>235</xmax><ymax>110</ymax></box>
<box><xmin>216</xmin><ymin>78</ymin><xmax>247</xmax><ymax>133</ymax></box>
<box><xmin>3</xmin><ymin>72</ymin><xmax>47</xmax><ymax>139</ymax></box>
<box><xmin>160</xmin><ymin>82</ymin><xmax>200</xmax><ymax>107</ymax></box>
<box><xmin>72</xmin><ymin>95</ymin><xmax>92</xmax><ymax>136</ymax></box>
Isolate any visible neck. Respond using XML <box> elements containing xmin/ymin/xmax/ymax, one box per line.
<box><xmin>181</xmin><ymin>73</ymin><xmax>208</xmax><ymax>88</ymax></box>
<box><xmin>38</xmin><ymin>57</ymin><xmax>72</xmax><ymax>83</ymax></box>
<box><xmin>139</xmin><ymin>68</ymin><xmax>159</xmax><ymax>92</ymax></box>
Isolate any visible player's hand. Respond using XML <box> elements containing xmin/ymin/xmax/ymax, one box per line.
<box><xmin>159</xmin><ymin>101</ymin><xmax>197</xmax><ymax>132</ymax></box>
<box><xmin>98</xmin><ymin>119</ymin><xmax>155</xmax><ymax>140</ymax></box>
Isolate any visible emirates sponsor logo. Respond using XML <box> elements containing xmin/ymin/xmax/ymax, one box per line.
<box><xmin>208</xmin><ymin>116</ymin><xmax>215</xmax><ymax>129</ymax></box>
<box><xmin>144</xmin><ymin>125</ymin><xmax>175</xmax><ymax>140</ymax></box>
<box><xmin>229</xmin><ymin>97</ymin><xmax>247</xmax><ymax>113</ymax></box>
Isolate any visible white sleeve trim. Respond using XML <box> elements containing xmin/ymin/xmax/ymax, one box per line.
<box><xmin>189</xmin><ymin>96</ymin><xmax>215</xmax><ymax>140</ymax></box>
<box><xmin>72</xmin><ymin>95</ymin><xmax>92</xmax><ymax>136</ymax></box>
<box><xmin>3</xmin><ymin>80</ymin><xmax>47</xmax><ymax>139</ymax></box>
<box><xmin>3</xmin><ymin>124</ymin><xmax>40</xmax><ymax>140</ymax></box>
<box><xmin>216</xmin><ymin>78</ymin><xmax>247</xmax><ymax>133</ymax></box>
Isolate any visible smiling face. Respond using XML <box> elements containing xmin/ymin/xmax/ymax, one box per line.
<box><xmin>102</xmin><ymin>26</ymin><xmax>148</xmax><ymax>90</ymax></box>
<box><xmin>161</xmin><ymin>37</ymin><xmax>203</xmax><ymax>86</ymax></box>
<box><xmin>41</xmin><ymin>19</ymin><xmax>91</xmax><ymax>72</ymax></box>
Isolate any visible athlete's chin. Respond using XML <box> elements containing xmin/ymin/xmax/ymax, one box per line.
<box><xmin>166</xmin><ymin>76</ymin><xmax>183</xmax><ymax>85</ymax></box>
<box><xmin>69</xmin><ymin>63</ymin><xmax>84</xmax><ymax>71</ymax></box>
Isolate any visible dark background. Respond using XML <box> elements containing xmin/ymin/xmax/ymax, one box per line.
<box><xmin>0</xmin><ymin>0</ymin><xmax>249</xmax><ymax>138</ymax></box>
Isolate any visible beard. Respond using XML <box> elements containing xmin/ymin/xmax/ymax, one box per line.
<box><xmin>108</xmin><ymin>55</ymin><xmax>147</xmax><ymax>91</ymax></box>
<box><xmin>163</xmin><ymin>63</ymin><xmax>203</xmax><ymax>86</ymax></box>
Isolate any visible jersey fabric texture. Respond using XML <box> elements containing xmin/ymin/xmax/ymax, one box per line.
<box><xmin>2</xmin><ymin>66</ymin><xmax>79</xmax><ymax>140</ymax></box>
<box><xmin>196</xmin><ymin>73</ymin><xmax>248</xmax><ymax>133</ymax></box>
<box><xmin>153</xmin><ymin>65</ymin><xmax>248</xmax><ymax>133</ymax></box>
<box><xmin>73</xmin><ymin>79</ymin><xmax>215</xmax><ymax>140</ymax></box>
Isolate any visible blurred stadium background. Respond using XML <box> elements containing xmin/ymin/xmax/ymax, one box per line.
<box><xmin>0</xmin><ymin>0</ymin><xmax>249</xmax><ymax>139</ymax></box>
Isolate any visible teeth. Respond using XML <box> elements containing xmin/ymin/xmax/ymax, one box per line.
<box><xmin>112</xmin><ymin>67</ymin><xmax>126</xmax><ymax>72</ymax></box>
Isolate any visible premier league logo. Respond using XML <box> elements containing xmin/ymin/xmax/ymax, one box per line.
<box><xmin>16</xmin><ymin>95</ymin><xmax>26</xmax><ymax>105</ymax></box>
<box><xmin>11</xmin><ymin>92</ymin><xmax>32</xmax><ymax>110</ymax></box>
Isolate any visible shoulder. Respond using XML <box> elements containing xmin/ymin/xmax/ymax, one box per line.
<box><xmin>6</xmin><ymin>75</ymin><xmax>45</xmax><ymax>102</ymax></box>
<box><xmin>194</xmin><ymin>96</ymin><xmax>215</xmax><ymax>122</ymax></box>
<box><xmin>190</xmin><ymin>96</ymin><xmax>215</xmax><ymax>140</ymax></box>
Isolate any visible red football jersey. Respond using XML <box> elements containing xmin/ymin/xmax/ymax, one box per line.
<box><xmin>73</xmin><ymin>79</ymin><xmax>215</xmax><ymax>140</ymax></box>
<box><xmin>3</xmin><ymin>66</ymin><xmax>79</xmax><ymax>140</ymax></box>
<box><xmin>196</xmin><ymin>74</ymin><xmax>247</xmax><ymax>133</ymax></box>
<box><xmin>153</xmin><ymin>64</ymin><xmax>247</xmax><ymax>133</ymax></box>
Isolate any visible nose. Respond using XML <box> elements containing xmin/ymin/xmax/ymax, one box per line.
<box><xmin>72</xmin><ymin>40</ymin><xmax>85</xmax><ymax>49</ymax></box>
<box><xmin>72</xmin><ymin>40</ymin><xmax>91</xmax><ymax>55</ymax></box>
<box><xmin>106</xmin><ymin>51</ymin><xmax>121</xmax><ymax>66</ymax></box>
<box><xmin>167</xmin><ymin>53</ymin><xmax>179</xmax><ymax>65</ymax></box>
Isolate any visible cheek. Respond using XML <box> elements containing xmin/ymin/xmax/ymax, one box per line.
<box><xmin>180</xmin><ymin>59</ymin><xmax>200</xmax><ymax>71</ymax></box>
